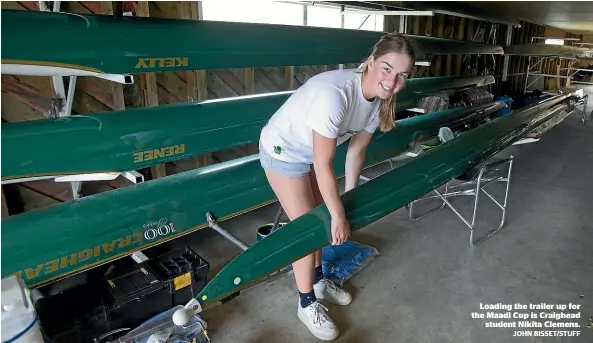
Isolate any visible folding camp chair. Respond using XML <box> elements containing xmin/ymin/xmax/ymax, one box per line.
<box><xmin>407</xmin><ymin>155</ymin><xmax>514</xmax><ymax>247</ymax></box>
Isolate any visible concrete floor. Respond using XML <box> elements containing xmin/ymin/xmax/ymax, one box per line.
<box><xmin>180</xmin><ymin>111</ymin><xmax>593</xmax><ymax>343</ymax></box>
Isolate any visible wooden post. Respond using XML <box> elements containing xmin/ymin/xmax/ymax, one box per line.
<box><xmin>1</xmin><ymin>187</ymin><xmax>8</xmax><ymax>218</ymax></box>
<box><xmin>425</xmin><ymin>15</ymin><xmax>433</xmax><ymax>36</ymax></box>
<box><xmin>434</xmin><ymin>14</ymin><xmax>445</xmax><ymax>76</ymax></box>
<box><xmin>179</xmin><ymin>1</ymin><xmax>200</xmax><ymax>102</ymax></box>
<box><xmin>101</xmin><ymin>1</ymin><xmax>125</xmax><ymax>110</ymax></box>
<box><xmin>455</xmin><ymin>18</ymin><xmax>466</xmax><ymax>76</ymax></box>
<box><xmin>244</xmin><ymin>67</ymin><xmax>257</xmax><ymax>154</ymax></box>
<box><xmin>412</xmin><ymin>16</ymin><xmax>420</xmax><ymax>35</ymax></box>
<box><xmin>284</xmin><ymin>67</ymin><xmax>296</xmax><ymax>90</ymax></box>
<box><xmin>188</xmin><ymin>1</ymin><xmax>212</xmax><ymax>167</ymax></box>
<box><xmin>444</xmin><ymin>16</ymin><xmax>455</xmax><ymax>76</ymax></box>
<box><xmin>137</xmin><ymin>1</ymin><xmax>166</xmax><ymax>179</ymax></box>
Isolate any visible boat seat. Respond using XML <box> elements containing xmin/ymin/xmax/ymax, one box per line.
<box><xmin>407</xmin><ymin>154</ymin><xmax>514</xmax><ymax>247</ymax></box>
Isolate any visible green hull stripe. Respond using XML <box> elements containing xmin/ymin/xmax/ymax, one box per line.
<box><xmin>1</xmin><ymin>10</ymin><xmax>503</xmax><ymax>74</ymax></box>
<box><xmin>1</xmin><ymin>75</ymin><xmax>494</xmax><ymax>179</ymax></box>
<box><xmin>1</xmin><ymin>102</ymin><xmax>498</xmax><ymax>287</ymax></box>
<box><xmin>196</xmin><ymin>95</ymin><xmax>574</xmax><ymax>306</ymax></box>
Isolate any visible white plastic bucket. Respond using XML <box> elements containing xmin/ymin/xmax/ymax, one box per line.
<box><xmin>1</xmin><ymin>275</ymin><xmax>44</xmax><ymax>343</ymax></box>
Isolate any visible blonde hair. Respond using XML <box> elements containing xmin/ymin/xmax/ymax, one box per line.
<box><xmin>359</xmin><ymin>33</ymin><xmax>416</xmax><ymax>132</ymax></box>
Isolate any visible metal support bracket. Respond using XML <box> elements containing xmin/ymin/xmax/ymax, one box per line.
<box><xmin>407</xmin><ymin>156</ymin><xmax>514</xmax><ymax>247</ymax></box>
<box><xmin>70</xmin><ymin>180</ymin><xmax>83</xmax><ymax>200</ymax></box>
<box><xmin>202</xmin><ymin>208</ymin><xmax>294</xmax><ymax>307</ymax></box>
<box><xmin>2</xmin><ymin>171</ymin><xmax>145</xmax><ymax>186</ymax></box>
<box><xmin>205</xmin><ymin>212</ymin><xmax>250</xmax><ymax>251</ymax></box>
<box><xmin>573</xmin><ymin>93</ymin><xmax>590</xmax><ymax>124</ymax></box>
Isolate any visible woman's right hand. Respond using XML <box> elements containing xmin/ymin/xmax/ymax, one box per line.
<box><xmin>331</xmin><ymin>213</ymin><xmax>351</xmax><ymax>245</ymax></box>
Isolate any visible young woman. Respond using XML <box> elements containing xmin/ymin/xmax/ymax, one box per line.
<box><xmin>259</xmin><ymin>33</ymin><xmax>415</xmax><ymax>340</ymax></box>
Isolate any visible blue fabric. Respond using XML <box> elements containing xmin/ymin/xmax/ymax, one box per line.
<box><xmin>314</xmin><ymin>265</ymin><xmax>324</xmax><ymax>284</ymax></box>
<box><xmin>262</xmin><ymin>239</ymin><xmax>379</xmax><ymax>287</ymax></box>
<box><xmin>321</xmin><ymin>240</ymin><xmax>379</xmax><ymax>287</ymax></box>
<box><xmin>259</xmin><ymin>141</ymin><xmax>311</xmax><ymax>177</ymax></box>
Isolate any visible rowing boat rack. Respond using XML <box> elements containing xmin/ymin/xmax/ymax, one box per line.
<box><xmin>408</xmin><ymin>155</ymin><xmax>514</xmax><ymax>247</ymax></box>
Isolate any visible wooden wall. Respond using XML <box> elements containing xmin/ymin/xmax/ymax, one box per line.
<box><xmin>534</xmin><ymin>26</ymin><xmax>584</xmax><ymax>90</ymax></box>
<box><xmin>0</xmin><ymin>2</ymin><xmax>584</xmax><ymax>216</ymax></box>
<box><xmin>0</xmin><ymin>1</ymin><xmax>354</xmax><ymax>215</ymax></box>
<box><xmin>578</xmin><ymin>34</ymin><xmax>593</xmax><ymax>69</ymax></box>
<box><xmin>383</xmin><ymin>14</ymin><xmax>577</xmax><ymax>98</ymax></box>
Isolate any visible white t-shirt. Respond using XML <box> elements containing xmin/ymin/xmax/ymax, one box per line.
<box><xmin>260</xmin><ymin>68</ymin><xmax>380</xmax><ymax>164</ymax></box>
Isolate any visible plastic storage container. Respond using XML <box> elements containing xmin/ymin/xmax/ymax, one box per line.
<box><xmin>107</xmin><ymin>305</ymin><xmax>209</xmax><ymax>343</ymax></box>
<box><xmin>35</xmin><ymin>246</ymin><xmax>209</xmax><ymax>342</ymax></box>
<box><xmin>1</xmin><ymin>275</ymin><xmax>44</xmax><ymax>343</ymax></box>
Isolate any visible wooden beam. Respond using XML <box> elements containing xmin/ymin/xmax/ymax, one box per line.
<box><xmin>425</xmin><ymin>15</ymin><xmax>433</xmax><ymax>37</ymax></box>
<box><xmin>466</xmin><ymin>19</ymin><xmax>474</xmax><ymax>41</ymax></box>
<box><xmin>445</xmin><ymin>25</ymin><xmax>453</xmax><ymax>75</ymax></box>
<box><xmin>100</xmin><ymin>1</ymin><xmax>125</xmax><ymax>110</ymax></box>
<box><xmin>6</xmin><ymin>29</ymin><xmax>114</xmax><ymax>115</ymax></box>
<box><xmin>1</xmin><ymin>1</ymin><xmax>28</xmax><ymax>10</ymax></box>
<box><xmin>412</xmin><ymin>16</ymin><xmax>420</xmax><ymax>35</ymax></box>
<box><xmin>14</xmin><ymin>1</ymin><xmax>37</xmax><ymax>10</ymax></box>
<box><xmin>72</xmin><ymin>85</ymin><xmax>112</xmax><ymax>114</ymax></box>
<box><xmin>1</xmin><ymin>91</ymin><xmax>45</xmax><ymax>122</ymax></box>
<box><xmin>255</xmin><ymin>68</ymin><xmax>284</xmax><ymax>93</ymax></box>
<box><xmin>17</xmin><ymin>186</ymin><xmax>61</xmax><ymax>213</ymax></box>
<box><xmin>79</xmin><ymin>1</ymin><xmax>102</xmax><ymax>14</ymax></box>
<box><xmin>136</xmin><ymin>1</ymin><xmax>166</xmax><ymax>179</ymax></box>
<box><xmin>153</xmin><ymin>0</ymin><xmax>181</xmax><ymax>19</ymax></box>
<box><xmin>22</xmin><ymin>180</ymin><xmax>72</xmax><ymax>202</ymax></box>
<box><xmin>1</xmin><ymin>76</ymin><xmax>51</xmax><ymax>114</ymax></box>
<box><xmin>180</xmin><ymin>1</ymin><xmax>212</xmax><ymax>168</ymax></box>
<box><xmin>455</xmin><ymin>18</ymin><xmax>466</xmax><ymax>76</ymax></box>
<box><xmin>244</xmin><ymin>68</ymin><xmax>255</xmax><ymax>95</ymax></box>
<box><xmin>155</xmin><ymin>72</ymin><xmax>187</xmax><ymax>102</ymax></box>
<box><xmin>217</xmin><ymin>70</ymin><xmax>246</xmax><ymax>95</ymax></box>
<box><xmin>285</xmin><ymin>66</ymin><xmax>296</xmax><ymax>90</ymax></box>
<box><xmin>433</xmin><ymin>14</ymin><xmax>445</xmax><ymax>76</ymax></box>
<box><xmin>1</xmin><ymin>187</ymin><xmax>9</xmax><ymax>218</ymax></box>
<box><xmin>63</xmin><ymin>1</ymin><xmax>94</xmax><ymax>14</ymax></box>
<box><xmin>244</xmin><ymin>67</ymin><xmax>258</xmax><ymax>154</ymax></box>
<box><xmin>209</xmin><ymin>72</ymin><xmax>240</xmax><ymax>98</ymax></box>
<box><xmin>75</xmin><ymin>78</ymin><xmax>117</xmax><ymax>110</ymax></box>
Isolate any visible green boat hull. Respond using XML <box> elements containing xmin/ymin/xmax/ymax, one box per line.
<box><xmin>1</xmin><ymin>10</ymin><xmax>503</xmax><ymax>75</ymax></box>
<box><xmin>195</xmin><ymin>94</ymin><xmax>574</xmax><ymax>307</ymax></box>
<box><xmin>505</xmin><ymin>43</ymin><xmax>593</xmax><ymax>60</ymax></box>
<box><xmin>1</xmin><ymin>102</ymin><xmax>500</xmax><ymax>287</ymax></box>
<box><xmin>1</xmin><ymin>75</ymin><xmax>494</xmax><ymax>180</ymax></box>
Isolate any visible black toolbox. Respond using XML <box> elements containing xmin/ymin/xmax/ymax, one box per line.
<box><xmin>35</xmin><ymin>245</ymin><xmax>209</xmax><ymax>343</ymax></box>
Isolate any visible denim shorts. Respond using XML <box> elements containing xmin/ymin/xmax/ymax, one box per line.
<box><xmin>259</xmin><ymin>142</ymin><xmax>311</xmax><ymax>177</ymax></box>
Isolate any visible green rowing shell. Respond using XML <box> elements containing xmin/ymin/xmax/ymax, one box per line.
<box><xmin>504</xmin><ymin>43</ymin><xmax>593</xmax><ymax>59</ymax></box>
<box><xmin>1</xmin><ymin>75</ymin><xmax>494</xmax><ymax>180</ymax></box>
<box><xmin>1</xmin><ymin>10</ymin><xmax>503</xmax><ymax>75</ymax></box>
<box><xmin>1</xmin><ymin>102</ymin><xmax>499</xmax><ymax>287</ymax></box>
<box><xmin>195</xmin><ymin>94</ymin><xmax>573</xmax><ymax>306</ymax></box>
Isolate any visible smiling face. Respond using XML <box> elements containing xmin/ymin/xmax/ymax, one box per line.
<box><xmin>362</xmin><ymin>52</ymin><xmax>414</xmax><ymax>100</ymax></box>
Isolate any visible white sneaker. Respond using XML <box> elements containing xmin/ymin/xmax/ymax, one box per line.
<box><xmin>313</xmin><ymin>279</ymin><xmax>352</xmax><ymax>306</ymax></box>
<box><xmin>297</xmin><ymin>300</ymin><xmax>339</xmax><ymax>341</ymax></box>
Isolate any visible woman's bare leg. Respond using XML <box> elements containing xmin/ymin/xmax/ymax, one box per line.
<box><xmin>265</xmin><ymin>167</ymin><xmax>343</xmax><ymax>341</ymax></box>
<box><xmin>265</xmin><ymin>169</ymin><xmax>317</xmax><ymax>293</ymax></box>
<box><xmin>309</xmin><ymin>168</ymin><xmax>324</xmax><ymax>268</ymax></box>
<box><xmin>309</xmin><ymin>167</ymin><xmax>353</xmax><ymax>306</ymax></box>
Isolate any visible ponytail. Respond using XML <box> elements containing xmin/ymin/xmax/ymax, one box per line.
<box><xmin>379</xmin><ymin>94</ymin><xmax>397</xmax><ymax>132</ymax></box>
